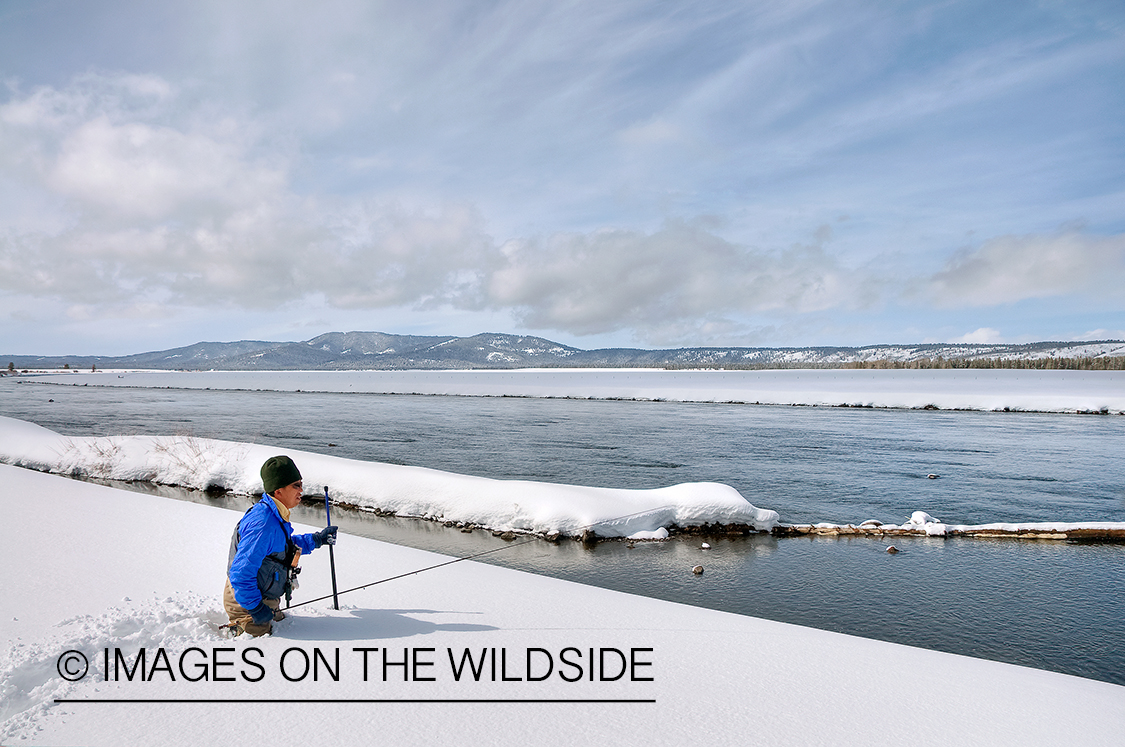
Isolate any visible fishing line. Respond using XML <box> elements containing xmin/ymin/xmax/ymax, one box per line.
<box><xmin>286</xmin><ymin>504</ymin><xmax>676</xmax><ymax>611</ymax></box>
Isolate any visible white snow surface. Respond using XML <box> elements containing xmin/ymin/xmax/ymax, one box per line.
<box><xmin>906</xmin><ymin>510</ymin><xmax>948</xmax><ymax>536</ymax></box>
<box><xmin>802</xmin><ymin>512</ymin><xmax>1125</xmax><ymax>537</ymax></box>
<box><xmin>907</xmin><ymin>511</ymin><xmax>941</xmax><ymax>525</ymax></box>
<box><xmin>24</xmin><ymin>367</ymin><xmax>1125</xmax><ymax>413</ymax></box>
<box><xmin>2</xmin><ymin>465</ymin><xmax>1123</xmax><ymax>746</ymax></box>
<box><xmin>0</xmin><ymin>415</ymin><xmax>779</xmax><ymax>535</ymax></box>
<box><xmin>879</xmin><ymin>514</ymin><xmax>1125</xmax><ymax>537</ymax></box>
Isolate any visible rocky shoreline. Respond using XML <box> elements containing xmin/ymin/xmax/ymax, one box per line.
<box><xmin>771</xmin><ymin>518</ymin><xmax>1125</xmax><ymax>542</ymax></box>
<box><xmin>337</xmin><ymin>506</ymin><xmax>1125</xmax><ymax>544</ymax></box>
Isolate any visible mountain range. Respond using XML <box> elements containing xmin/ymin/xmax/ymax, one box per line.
<box><xmin>4</xmin><ymin>332</ymin><xmax>1124</xmax><ymax>371</ymax></box>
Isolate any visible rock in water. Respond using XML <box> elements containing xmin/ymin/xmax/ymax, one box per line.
<box><xmin>692</xmin><ymin>565</ymin><xmax>704</xmax><ymax>575</ymax></box>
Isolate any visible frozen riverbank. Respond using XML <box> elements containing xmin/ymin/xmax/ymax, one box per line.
<box><xmin>2</xmin><ymin>464</ymin><xmax>1123</xmax><ymax>746</ymax></box>
<box><xmin>16</xmin><ymin>368</ymin><xmax>1125</xmax><ymax>414</ymax></box>
<box><xmin>6</xmin><ymin>414</ymin><xmax>1123</xmax><ymax>540</ymax></box>
<box><xmin>0</xmin><ymin>415</ymin><xmax>778</xmax><ymax>537</ymax></box>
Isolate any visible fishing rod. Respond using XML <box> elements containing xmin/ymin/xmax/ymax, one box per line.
<box><xmin>286</xmin><ymin>504</ymin><xmax>675</xmax><ymax>611</ymax></box>
<box><xmin>324</xmin><ymin>486</ymin><xmax>340</xmax><ymax>610</ymax></box>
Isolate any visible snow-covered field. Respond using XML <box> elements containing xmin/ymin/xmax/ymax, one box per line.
<box><xmin>22</xmin><ymin>367</ymin><xmax>1125</xmax><ymax>414</ymax></box>
<box><xmin>3</xmin><ymin>464</ymin><xmax>1124</xmax><ymax>746</ymax></box>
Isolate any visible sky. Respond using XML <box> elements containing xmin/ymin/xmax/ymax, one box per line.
<box><xmin>0</xmin><ymin>0</ymin><xmax>1122</xmax><ymax>355</ymax></box>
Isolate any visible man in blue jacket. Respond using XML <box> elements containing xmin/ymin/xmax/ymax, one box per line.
<box><xmin>223</xmin><ymin>455</ymin><xmax>338</xmax><ymax>636</ymax></box>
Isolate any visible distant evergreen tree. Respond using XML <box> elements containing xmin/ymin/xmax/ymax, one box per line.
<box><xmin>841</xmin><ymin>356</ymin><xmax>1124</xmax><ymax>371</ymax></box>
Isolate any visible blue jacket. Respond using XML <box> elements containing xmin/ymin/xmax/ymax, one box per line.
<box><xmin>227</xmin><ymin>496</ymin><xmax>320</xmax><ymax>610</ymax></box>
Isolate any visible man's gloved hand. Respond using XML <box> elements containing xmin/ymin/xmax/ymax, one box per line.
<box><xmin>248</xmin><ymin>601</ymin><xmax>275</xmax><ymax>625</ymax></box>
<box><xmin>314</xmin><ymin>525</ymin><xmax>338</xmax><ymax>547</ymax></box>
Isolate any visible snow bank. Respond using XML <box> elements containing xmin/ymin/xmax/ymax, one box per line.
<box><xmin>25</xmin><ymin>368</ymin><xmax>1125</xmax><ymax>413</ymax></box>
<box><xmin>780</xmin><ymin>512</ymin><xmax>1125</xmax><ymax>540</ymax></box>
<box><xmin>3</xmin><ymin>465</ymin><xmax>1123</xmax><ymax>746</ymax></box>
<box><xmin>0</xmin><ymin>415</ymin><xmax>778</xmax><ymax>536</ymax></box>
<box><xmin>906</xmin><ymin>510</ymin><xmax>949</xmax><ymax>537</ymax></box>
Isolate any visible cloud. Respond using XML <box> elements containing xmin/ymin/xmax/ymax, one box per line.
<box><xmin>2</xmin><ymin>73</ymin><xmax>284</xmax><ymax>224</ymax></box>
<box><xmin>475</xmin><ymin>220</ymin><xmax>881</xmax><ymax>339</ymax></box>
<box><xmin>3</xmin><ymin>65</ymin><xmax>1124</xmax><ymax>349</ymax></box>
<box><xmin>0</xmin><ymin>74</ymin><xmax>879</xmax><ymax>333</ymax></box>
<box><xmin>1077</xmin><ymin>328</ymin><xmax>1125</xmax><ymax>341</ymax></box>
<box><xmin>48</xmin><ymin>116</ymin><xmax>285</xmax><ymax>221</ymax></box>
<box><xmin>925</xmin><ymin>231</ymin><xmax>1125</xmax><ymax>307</ymax></box>
<box><xmin>302</xmin><ymin>201</ymin><xmax>496</xmax><ymax>309</ymax></box>
<box><xmin>953</xmin><ymin>327</ymin><xmax>1004</xmax><ymax>344</ymax></box>
<box><xmin>0</xmin><ymin>74</ymin><xmax>314</xmax><ymax>305</ymax></box>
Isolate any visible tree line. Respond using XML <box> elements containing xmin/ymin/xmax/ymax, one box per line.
<box><xmin>841</xmin><ymin>356</ymin><xmax>1125</xmax><ymax>370</ymax></box>
<box><xmin>664</xmin><ymin>356</ymin><xmax>1125</xmax><ymax>371</ymax></box>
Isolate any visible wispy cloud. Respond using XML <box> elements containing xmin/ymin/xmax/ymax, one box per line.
<box><xmin>0</xmin><ymin>1</ymin><xmax>1123</xmax><ymax>351</ymax></box>
<box><xmin>925</xmin><ymin>232</ymin><xmax>1125</xmax><ymax>307</ymax></box>
<box><xmin>477</xmin><ymin>220</ymin><xmax>877</xmax><ymax>338</ymax></box>
<box><xmin>2</xmin><ymin>71</ymin><xmax>1123</xmax><ymax>349</ymax></box>
<box><xmin>952</xmin><ymin>327</ymin><xmax>1004</xmax><ymax>344</ymax></box>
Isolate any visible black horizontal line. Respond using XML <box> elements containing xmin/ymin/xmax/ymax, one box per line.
<box><xmin>55</xmin><ymin>698</ymin><xmax>656</xmax><ymax>704</ymax></box>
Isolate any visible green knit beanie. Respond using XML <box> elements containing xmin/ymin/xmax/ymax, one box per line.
<box><xmin>261</xmin><ymin>455</ymin><xmax>302</xmax><ymax>495</ymax></box>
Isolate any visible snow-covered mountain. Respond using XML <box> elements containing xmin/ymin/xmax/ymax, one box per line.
<box><xmin>3</xmin><ymin>333</ymin><xmax>1123</xmax><ymax>371</ymax></box>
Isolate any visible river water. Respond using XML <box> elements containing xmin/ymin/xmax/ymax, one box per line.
<box><xmin>3</xmin><ymin>378</ymin><xmax>1123</xmax><ymax>685</ymax></box>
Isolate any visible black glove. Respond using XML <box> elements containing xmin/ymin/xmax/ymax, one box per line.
<box><xmin>314</xmin><ymin>525</ymin><xmax>338</xmax><ymax>547</ymax></box>
<box><xmin>248</xmin><ymin>601</ymin><xmax>274</xmax><ymax>625</ymax></box>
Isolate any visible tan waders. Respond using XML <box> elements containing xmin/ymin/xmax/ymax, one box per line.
<box><xmin>223</xmin><ymin>579</ymin><xmax>283</xmax><ymax>637</ymax></box>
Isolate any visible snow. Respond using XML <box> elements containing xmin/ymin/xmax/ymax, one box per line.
<box><xmin>625</xmin><ymin>527</ymin><xmax>669</xmax><ymax>540</ymax></box>
<box><xmin>3</xmin><ymin>464</ymin><xmax>1123</xmax><ymax>746</ymax></box>
<box><xmin>905</xmin><ymin>511</ymin><xmax>948</xmax><ymax>536</ymax></box>
<box><xmin>21</xmin><ymin>368</ymin><xmax>1125</xmax><ymax>413</ymax></box>
<box><xmin>894</xmin><ymin>511</ymin><xmax>1125</xmax><ymax>538</ymax></box>
<box><xmin>785</xmin><ymin>513</ymin><xmax>1125</xmax><ymax>539</ymax></box>
<box><xmin>0</xmin><ymin>415</ymin><xmax>779</xmax><ymax>536</ymax></box>
<box><xmin>5</xmin><ymin>413</ymin><xmax>1124</xmax><ymax>539</ymax></box>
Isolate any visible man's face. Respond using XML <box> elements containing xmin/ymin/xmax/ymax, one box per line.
<box><xmin>273</xmin><ymin>480</ymin><xmax>304</xmax><ymax>510</ymax></box>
